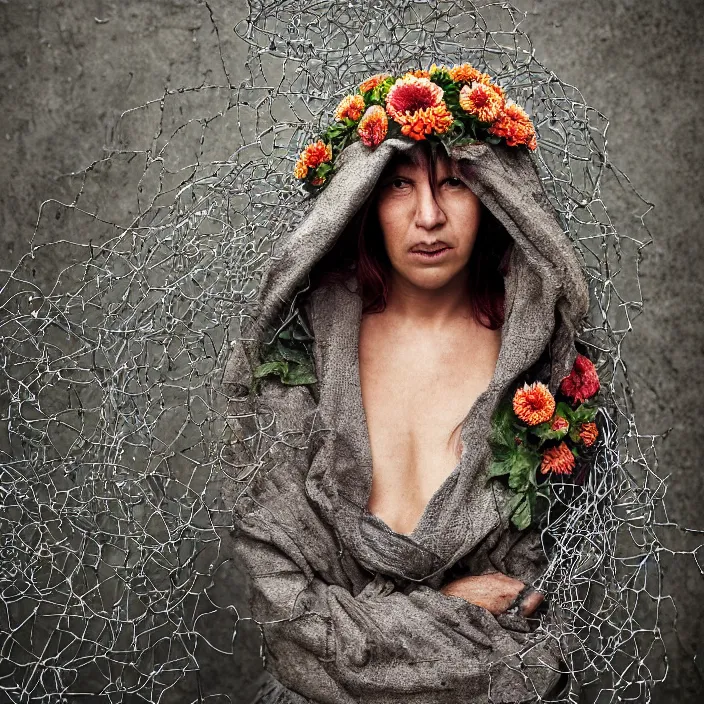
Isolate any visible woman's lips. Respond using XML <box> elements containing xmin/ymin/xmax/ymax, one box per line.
<box><xmin>410</xmin><ymin>246</ymin><xmax>451</xmax><ymax>260</ymax></box>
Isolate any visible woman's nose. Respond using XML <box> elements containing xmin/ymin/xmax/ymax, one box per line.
<box><xmin>414</xmin><ymin>183</ymin><xmax>447</xmax><ymax>230</ymax></box>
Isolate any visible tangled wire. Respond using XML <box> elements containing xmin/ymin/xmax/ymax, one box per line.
<box><xmin>0</xmin><ymin>1</ymin><xmax>694</xmax><ymax>702</ymax></box>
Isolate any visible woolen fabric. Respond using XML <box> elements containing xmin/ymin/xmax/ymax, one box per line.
<box><xmin>220</xmin><ymin>139</ymin><xmax>589</xmax><ymax>703</ymax></box>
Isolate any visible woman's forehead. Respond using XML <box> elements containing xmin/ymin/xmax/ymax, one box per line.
<box><xmin>383</xmin><ymin>148</ymin><xmax>455</xmax><ymax>174</ymax></box>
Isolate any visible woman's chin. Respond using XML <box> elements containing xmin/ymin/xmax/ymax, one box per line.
<box><xmin>401</xmin><ymin>269</ymin><xmax>464</xmax><ymax>291</ymax></box>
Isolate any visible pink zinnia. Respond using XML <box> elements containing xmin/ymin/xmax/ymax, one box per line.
<box><xmin>385</xmin><ymin>75</ymin><xmax>445</xmax><ymax>120</ymax></box>
<box><xmin>357</xmin><ymin>105</ymin><xmax>388</xmax><ymax>148</ymax></box>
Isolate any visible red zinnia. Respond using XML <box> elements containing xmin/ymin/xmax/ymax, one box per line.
<box><xmin>541</xmin><ymin>442</ymin><xmax>575</xmax><ymax>475</ymax></box>
<box><xmin>559</xmin><ymin>354</ymin><xmax>600</xmax><ymax>404</ymax></box>
<box><xmin>550</xmin><ymin>416</ymin><xmax>569</xmax><ymax>432</ymax></box>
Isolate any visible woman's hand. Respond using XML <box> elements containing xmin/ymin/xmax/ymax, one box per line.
<box><xmin>439</xmin><ymin>572</ymin><xmax>544</xmax><ymax>617</ymax></box>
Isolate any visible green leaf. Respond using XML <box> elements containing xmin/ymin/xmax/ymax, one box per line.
<box><xmin>490</xmin><ymin>400</ymin><xmax>517</xmax><ymax>449</ymax></box>
<box><xmin>507</xmin><ymin>446</ymin><xmax>540</xmax><ymax>492</ymax></box>
<box><xmin>430</xmin><ymin>66</ymin><xmax>452</xmax><ymax>85</ymax></box>
<box><xmin>511</xmin><ymin>496</ymin><xmax>533</xmax><ymax>530</ymax></box>
<box><xmin>253</xmin><ymin>360</ymin><xmax>288</xmax><ymax>379</ymax></box>
<box><xmin>570</xmin><ymin>403</ymin><xmax>598</xmax><ymax>424</ymax></box>
<box><xmin>325</xmin><ymin>123</ymin><xmax>350</xmax><ymax>138</ymax></box>
<box><xmin>556</xmin><ymin>401</ymin><xmax>573</xmax><ymax>421</ymax></box>
<box><xmin>315</xmin><ymin>162</ymin><xmax>333</xmax><ymax>178</ymax></box>
<box><xmin>282</xmin><ymin>363</ymin><xmax>318</xmax><ymax>386</ymax></box>
<box><xmin>507</xmin><ymin>492</ymin><xmax>525</xmax><ymax>513</ymax></box>
<box><xmin>275</xmin><ymin>339</ymin><xmax>310</xmax><ymax>366</ymax></box>
<box><xmin>531</xmin><ymin>414</ymin><xmax>569</xmax><ymax>442</ymax></box>
<box><xmin>488</xmin><ymin>457</ymin><xmax>512</xmax><ymax>478</ymax></box>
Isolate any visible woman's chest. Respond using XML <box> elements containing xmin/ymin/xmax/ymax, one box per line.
<box><xmin>358</xmin><ymin>316</ymin><xmax>501</xmax><ymax>534</ymax></box>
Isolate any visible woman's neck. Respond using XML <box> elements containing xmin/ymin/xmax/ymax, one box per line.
<box><xmin>383</xmin><ymin>268</ymin><xmax>475</xmax><ymax>330</ymax></box>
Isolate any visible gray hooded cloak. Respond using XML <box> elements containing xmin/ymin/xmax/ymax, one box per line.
<box><xmin>220</xmin><ymin>138</ymin><xmax>590</xmax><ymax>703</ymax></box>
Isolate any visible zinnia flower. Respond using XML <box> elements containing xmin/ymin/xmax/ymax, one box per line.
<box><xmin>293</xmin><ymin>160</ymin><xmax>309</xmax><ymax>180</ymax></box>
<box><xmin>449</xmin><ymin>63</ymin><xmax>483</xmax><ymax>84</ymax></box>
<box><xmin>394</xmin><ymin>105</ymin><xmax>454</xmax><ymax>140</ymax></box>
<box><xmin>488</xmin><ymin>100</ymin><xmax>537</xmax><ymax>150</ymax></box>
<box><xmin>385</xmin><ymin>74</ymin><xmax>444</xmax><ymax>118</ymax></box>
<box><xmin>357</xmin><ymin>105</ymin><xmax>389</xmax><ymax>148</ymax></box>
<box><xmin>334</xmin><ymin>94</ymin><xmax>366</xmax><ymax>122</ymax></box>
<box><xmin>383</xmin><ymin>74</ymin><xmax>454</xmax><ymax>139</ymax></box>
<box><xmin>359</xmin><ymin>73</ymin><xmax>390</xmax><ymax>93</ymax></box>
<box><xmin>404</xmin><ymin>69</ymin><xmax>431</xmax><ymax>79</ymax></box>
<box><xmin>459</xmin><ymin>81</ymin><xmax>505</xmax><ymax>123</ymax></box>
<box><xmin>550</xmin><ymin>416</ymin><xmax>569</xmax><ymax>432</ymax></box>
<box><xmin>294</xmin><ymin>139</ymin><xmax>333</xmax><ymax>180</ymax></box>
<box><xmin>559</xmin><ymin>353</ymin><xmax>600</xmax><ymax>404</ymax></box>
<box><xmin>578</xmin><ymin>422</ymin><xmax>599</xmax><ymax>447</ymax></box>
<box><xmin>540</xmin><ymin>442</ymin><xmax>575</xmax><ymax>475</ymax></box>
<box><xmin>512</xmin><ymin>381</ymin><xmax>556</xmax><ymax>426</ymax></box>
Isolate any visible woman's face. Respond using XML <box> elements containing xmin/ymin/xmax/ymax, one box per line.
<box><xmin>375</xmin><ymin>152</ymin><xmax>482</xmax><ymax>290</ymax></box>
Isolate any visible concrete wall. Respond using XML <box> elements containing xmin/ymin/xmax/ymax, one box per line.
<box><xmin>1</xmin><ymin>1</ymin><xmax>701</xmax><ymax>701</ymax></box>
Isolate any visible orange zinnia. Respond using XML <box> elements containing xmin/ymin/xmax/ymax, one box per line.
<box><xmin>334</xmin><ymin>94</ymin><xmax>366</xmax><ymax>122</ymax></box>
<box><xmin>512</xmin><ymin>381</ymin><xmax>556</xmax><ymax>426</ymax></box>
<box><xmin>293</xmin><ymin>162</ymin><xmax>308</xmax><ymax>179</ymax></box>
<box><xmin>578</xmin><ymin>422</ymin><xmax>598</xmax><ymax>447</ymax></box>
<box><xmin>541</xmin><ymin>442</ymin><xmax>575</xmax><ymax>475</ymax></box>
<box><xmin>404</xmin><ymin>69</ymin><xmax>431</xmax><ymax>79</ymax></box>
<box><xmin>357</xmin><ymin>105</ymin><xmax>388</xmax><ymax>148</ymax></box>
<box><xmin>294</xmin><ymin>140</ymin><xmax>333</xmax><ymax>180</ymax></box>
<box><xmin>359</xmin><ymin>73</ymin><xmax>390</xmax><ymax>93</ymax></box>
<box><xmin>488</xmin><ymin>100</ymin><xmax>538</xmax><ymax>150</ymax></box>
<box><xmin>449</xmin><ymin>63</ymin><xmax>482</xmax><ymax>84</ymax></box>
<box><xmin>394</xmin><ymin>104</ymin><xmax>454</xmax><ymax>140</ymax></box>
<box><xmin>459</xmin><ymin>81</ymin><xmax>505</xmax><ymax>123</ymax></box>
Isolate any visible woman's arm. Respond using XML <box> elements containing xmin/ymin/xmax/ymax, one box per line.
<box><xmin>233</xmin><ymin>509</ymin><xmax>564</xmax><ymax>704</ymax></box>
<box><xmin>440</xmin><ymin>572</ymin><xmax>544</xmax><ymax>616</ymax></box>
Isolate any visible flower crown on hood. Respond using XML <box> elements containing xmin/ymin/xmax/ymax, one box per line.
<box><xmin>293</xmin><ymin>63</ymin><xmax>538</xmax><ymax>189</ymax></box>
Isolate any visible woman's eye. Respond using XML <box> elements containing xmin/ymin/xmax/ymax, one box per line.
<box><xmin>391</xmin><ymin>177</ymin><xmax>409</xmax><ymax>189</ymax></box>
<box><xmin>444</xmin><ymin>177</ymin><xmax>464</xmax><ymax>187</ymax></box>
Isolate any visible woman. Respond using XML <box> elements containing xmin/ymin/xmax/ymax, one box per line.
<box><xmin>330</xmin><ymin>142</ymin><xmax>547</xmax><ymax>612</ymax></box>
<box><xmin>222</xmin><ymin>80</ymin><xmax>588</xmax><ymax>702</ymax></box>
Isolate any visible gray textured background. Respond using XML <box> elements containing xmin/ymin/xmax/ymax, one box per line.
<box><xmin>1</xmin><ymin>1</ymin><xmax>701</xmax><ymax>702</ymax></box>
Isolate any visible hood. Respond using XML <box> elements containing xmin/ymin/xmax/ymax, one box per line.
<box><xmin>223</xmin><ymin>137</ymin><xmax>590</xmax><ymax>580</ymax></box>
<box><xmin>227</xmin><ymin>138</ymin><xmax>588</xmax><ymax>390</ymax></box>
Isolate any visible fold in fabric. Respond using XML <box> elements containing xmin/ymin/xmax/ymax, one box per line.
<box><xmin>220</xmin><ymin>139</ymin><xmax>589</xmax><ymax>702</ymax></box>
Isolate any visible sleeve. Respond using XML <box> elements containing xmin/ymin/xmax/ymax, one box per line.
<box><xmin>232</xmin><ymin>510</ymin><xmax>566</xmax><ymax>704</ymax></box>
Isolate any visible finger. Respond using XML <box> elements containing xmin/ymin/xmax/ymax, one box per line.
<box><xmin>518</xmin><ymin>589</ymin><xmax>545</xmax><ymax>617</ymax></box>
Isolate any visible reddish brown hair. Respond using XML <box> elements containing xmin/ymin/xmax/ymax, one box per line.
<box><xmin>309</xmin><ymin>141</ymin><xmax>513</xmax><ymax>329</ymax></box>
